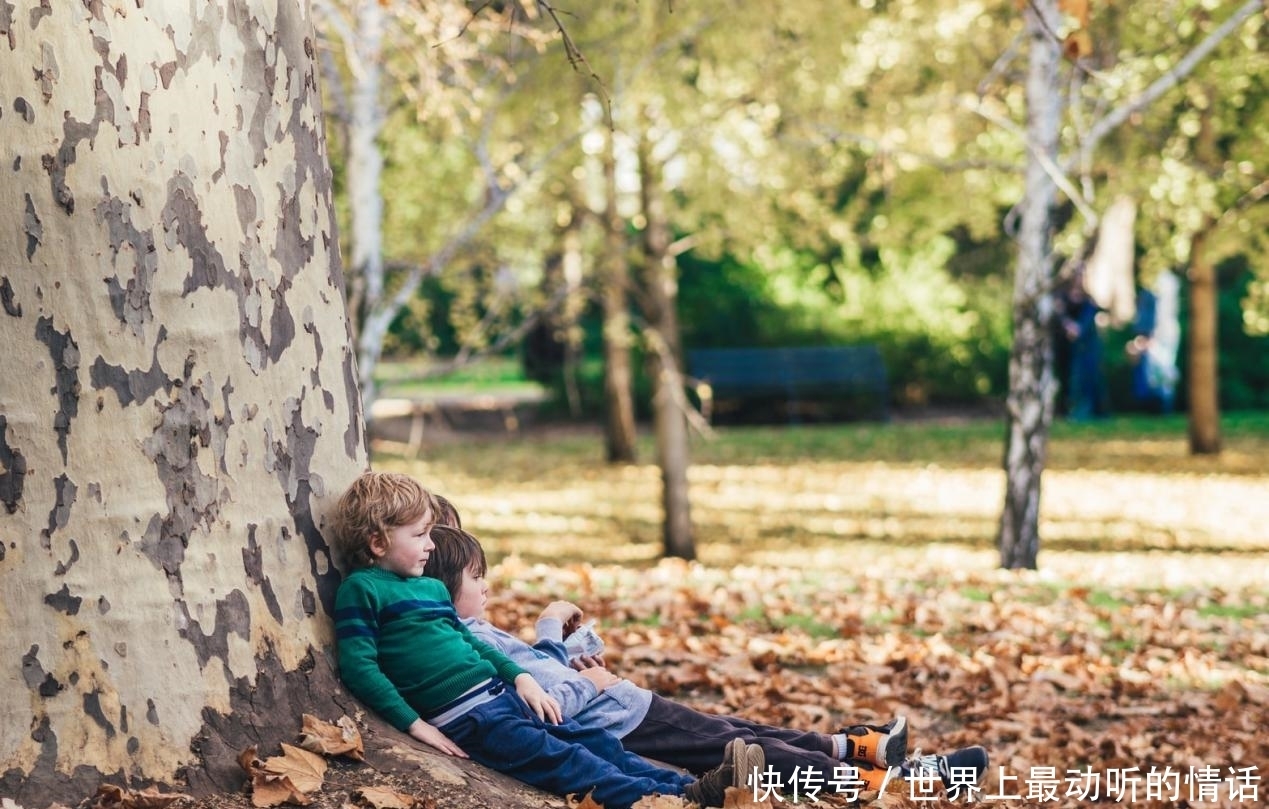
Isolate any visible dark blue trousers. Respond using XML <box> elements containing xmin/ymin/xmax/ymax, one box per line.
<box><xmin>439</xmin><ymin>690</ymin><xmax>693</xmax><ymax>809</ymax></box>
<box><xmin>622</xmin><ymin>694</ymin><xmax>840</xmax><ymax>781</ymax></box>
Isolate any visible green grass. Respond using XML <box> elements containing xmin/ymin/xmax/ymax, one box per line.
<box><xmin>1197</xmin><ymin>602</ymin><xmax>1263</xmax><ymax>620</ymax></box>
<box><xmin>399</xmin><ymin>409</ymin><xmax>1269</xmax><ymax>479</ymax></box>
<box><xmin>375</xmin><ymin>356</ymin><xmax>545</xmax><ymax>399</ymax></box>
<box><xmin>1084</xmin><ymin>589</ymin><xmax>1131</xmax><ymax>611</ymax></box>
<box><xmin>682</xmin><ymin>411</ymin><xmax>1269</xmax><ymax>474</ymax></box>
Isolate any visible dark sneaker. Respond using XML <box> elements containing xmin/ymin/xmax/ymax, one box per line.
<box><xmin>842</xmin><ymin>715</ymin><xmax>908</xmax><ymax>767</ymax></box>
<box><xmin>684</xmin><ymin>739</ymin><xmax>764</xmax><ymax>807</ymax></box>
<box><xmin>850</xmin><ymin>746</ymin><xmax>989</xmax><ymax>801</ymax></box>
<box><xmin>900</xmin><ymin>746</ymin><xmax>990</xmax><ymax>801</ymax></box>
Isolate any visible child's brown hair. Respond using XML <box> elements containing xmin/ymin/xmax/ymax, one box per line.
<box><xmin>433</xmin><ymin>494</ymin><xmax>462</xmax><ymax>530</ymax></box>
<box><xmin>423</xmin><ymin>526</ymin><xmax>487</xmax><ymax>601</ymax></box>
<box><xmin>332</xmin><ymin>471</ymin><xmax>436</xmax><ymax>569</ymax></box>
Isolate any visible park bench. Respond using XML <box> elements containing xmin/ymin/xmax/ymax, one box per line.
<box><xmin>687</xmin><ymin>345</ymin><xmax>889</xmax><ymax>423</ymax></box>
<box><xmin>369</xmin><ymin>389</ymin><xmax>548</xmax><ymax>453</ymax></box>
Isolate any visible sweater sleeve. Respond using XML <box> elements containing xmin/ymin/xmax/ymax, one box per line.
<box><xmin>333</xmin><ymin>575</ymin><xmax>420</xmax><ymax>732</ymax></box>
<box><xmin>532</xmin><ymin>617</ymin><xmax>572</xmax><ymax>666</ymax></box>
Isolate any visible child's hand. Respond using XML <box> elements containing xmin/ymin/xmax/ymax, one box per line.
<box><xmin>577</xmin><ymin>666</ymin><xmax>621</xmax><ymax>693</ymax></box>
<box><xmin>514</xmin><ymin>673</ymin><xmax>563</xmax><ymax>724</ymax></box>
<box><xmin>407</xmin><ymin>719</ymin><xmax>468</xmax><ymax>758</ymax></box>
<box><xmin>570</xmin><ymin>654</ymin><xmax>607</xmax><ymax>671</ymax></box>
<box><xmin>540</xmin><ymin>601</ymin><xmax>583</xmax><ymax>634</ymax></box>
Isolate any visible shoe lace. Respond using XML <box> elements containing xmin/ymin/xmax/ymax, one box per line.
<box><xmin>900</xmin><ymin>748</ymin><xmax>947</xmax><ymax>782</ymax></box>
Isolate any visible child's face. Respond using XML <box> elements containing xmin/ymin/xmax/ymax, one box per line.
<box><xmin>370</xmin><ymin>507</ymin><xmax>435</xmax><ymax>578</ymax></box>
<box><xmin>452</xmin><ymin>564</ymin><xmax>488</xmax><ymax>620</ymax></box>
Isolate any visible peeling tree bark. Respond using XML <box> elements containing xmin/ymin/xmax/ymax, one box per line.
<box><xmin>0</xmin><ymin>1</ymin><xmax>367</xmax><ymax>802</ymax></box>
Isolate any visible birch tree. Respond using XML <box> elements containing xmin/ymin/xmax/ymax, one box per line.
<box><xmin>996</xmin><ymin>0</ymin><xmax>1265</xmax><ymax>567</ymax></box>
<box><xmin>998</xmin><ymin>0</ymin><xmax>1063</xmax><ymax>570</ymax></box>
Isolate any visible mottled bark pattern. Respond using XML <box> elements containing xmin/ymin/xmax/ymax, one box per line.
<box><xmin>0</xmin><ymin>1</ymin><xmax>366</xmax><ymax>803</ymax></box>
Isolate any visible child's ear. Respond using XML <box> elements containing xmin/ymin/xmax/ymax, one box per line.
<box><xmin>368</xmin><ymin>532</ymin><xmax>390</xmax><ymax>559</ymax></box>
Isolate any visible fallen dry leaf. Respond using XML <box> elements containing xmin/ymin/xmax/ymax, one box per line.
<box><xmin>721</xmin><ymin>786</ymin><xmax>772</xmax><ymax>809</ymax></box>
<box><xmin>250</xmin><ymin>774</ymin><xmax>311</xmax><ymax>809</ymax></box>
<box><xmin>350</xmin><ymin>787</ymin><xmax>434</xmax><ymax>809</ymax></box>
<box><xmin>632</xmin><ymin>794</ymin><xmax>690</xmax><ymax>809</ymax></box>
<box><xmin>92</xmin><ymin>785</ymin><xmax>190</xmax><ymax>809</ymax></box>
<box><xmin>298</xmin><ymin>714</ymin><xmax>365</xmax><ymax>761</ymax></box>
<box><xmin>262</xmin><ymin>744</ymin><xmax>328</xmax><ymax>794</ymax></box>
<box><xmin>238</xmin><ymin>746</ymin><xmax>264</xmax><ymax>776</ymax></box>
<box><xmin>566</xmin><ymin>793</ymin><xmax>604</xmax><ymax>809</ymax></box>
<box><xmin>240</xmin><ymin>742</ymin><xmax>329</xmax><ymax>807</ymax></box>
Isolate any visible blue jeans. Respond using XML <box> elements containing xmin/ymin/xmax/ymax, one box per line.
<box><xmin>439</xmin><ymin>690</ymin><xmax>693</xmax><ymax>809</ymax></box>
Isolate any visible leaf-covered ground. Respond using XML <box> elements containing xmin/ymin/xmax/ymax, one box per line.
<box><xmin>139</xmin><ymin>417</ymin><xmax>1269</xmax><ymax>809</ymax></box>
<box><xmin>476</xmin><ymin>554</ymin><xmax>1268</xmax><ymax>808</ymax></box>
<box><xmin>374</xmin><ymin>416</ymin><xmax>1268</xmax><ymax>806</ymax></box>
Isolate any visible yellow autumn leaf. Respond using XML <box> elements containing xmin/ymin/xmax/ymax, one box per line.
<box><xmin>262</xmin><ymin>743</ymin><xmax>328</xmax><ymax>794</ymax></box>
<box><xmin>250</xmin><ymin>774</ymin><xmax>311</xmax><ymax>809</ymax></box>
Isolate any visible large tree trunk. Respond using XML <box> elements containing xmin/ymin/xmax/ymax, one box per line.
<box><xmin>998</xmin><ymin>0</ymin><xmax>1062</xmax><ymax>570</ymax></box>
<box><xmin>637</xmin><ymin>126</ymin><xmax>694</xmax><ymax>561</ymax></box>
<box><xmin>0</xmin><ymin>0</ymin><xmax>366</xmax><ymax>801</ymax></box>
<box><xmin>1187</xmin><ymin>228</ymin><xmax>1222</xmax><ymax>454</ymax></box>
<box><xmin>600</xmin><ymin>126</ymin><xmax>637</xmax><ymax>463</ymax></box>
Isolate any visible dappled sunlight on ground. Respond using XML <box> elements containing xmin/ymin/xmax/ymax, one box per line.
<box><xmin>382</xmin><ymin>449</ymin><xmax>1269</xmax><ymax>569</ymax></box>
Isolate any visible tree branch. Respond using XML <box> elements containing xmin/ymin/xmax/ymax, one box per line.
<box><xmin>969</xmin><ymin>98</ymin><xmax>1100</xmax><ymax>230</ymax></box>
<box><xmin>1070</xmin><ymin>0</ymin><xmax>1265</xmax><ymax>172</ymax></box>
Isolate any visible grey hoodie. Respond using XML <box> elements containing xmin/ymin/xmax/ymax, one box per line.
<box><xmin>462</xmin><ymin>616</ymin><xmax>653</xmax><ymax>739</ymax></box>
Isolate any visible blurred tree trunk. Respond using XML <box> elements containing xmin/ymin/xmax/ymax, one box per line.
<box><xmin>637</xmin><ymin>123</ymin><xmax>694</xmax><ymax>561</ymax></box>
<box><xmin>1187</xmin><ymin>227</ymin><xmax>1222</xmax><ymax>453</ymax></box>
<box><xmin>345</xmin><ymin>0</ymin><xmax>388</xmax><ymax>414</ymax></box>
<box><xmin>1187</xmin><ymin>96</ymin><xmax>1222</xmax><ymax>454</ymax></box>
<box><xmin>600</xmin><ymin>126</ymin><xmax>637</xmax><ymax>463</ymax></box>
<box><xmin>999</xmin><ymin>0</ymin><xmax>1062</xmax><ymax>570</ymax></box>
<box><xmin>0</xmin><ymin>0</ymin><xmax>365</xmax><ymax>801</ymax></box>
<box><xmin>525</xmin><ymin>199</ymin><xmax>585</xmax><ymax>415</ymax></box>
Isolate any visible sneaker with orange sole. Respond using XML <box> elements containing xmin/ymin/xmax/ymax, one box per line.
<box><xmin>841</xmin><ymin>715</ymin><xmax>908</xmax><ymax>767</ymax></box>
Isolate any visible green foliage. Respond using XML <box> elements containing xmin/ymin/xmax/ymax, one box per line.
<box><xmin>679</xmin><ymin>235</ymin><xmax>1013</xmax><ymax>405</ymax></box>
<box><xmin>1215</xmin><ymin>257</ymin><xmax>1269</xmax><ymax>409</ymax></box>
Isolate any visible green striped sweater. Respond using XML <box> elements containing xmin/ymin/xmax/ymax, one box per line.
<box><xmin>334</xmin><ymin>566</ymin><xmax>526</xmax><ymax>731</ymax></box>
